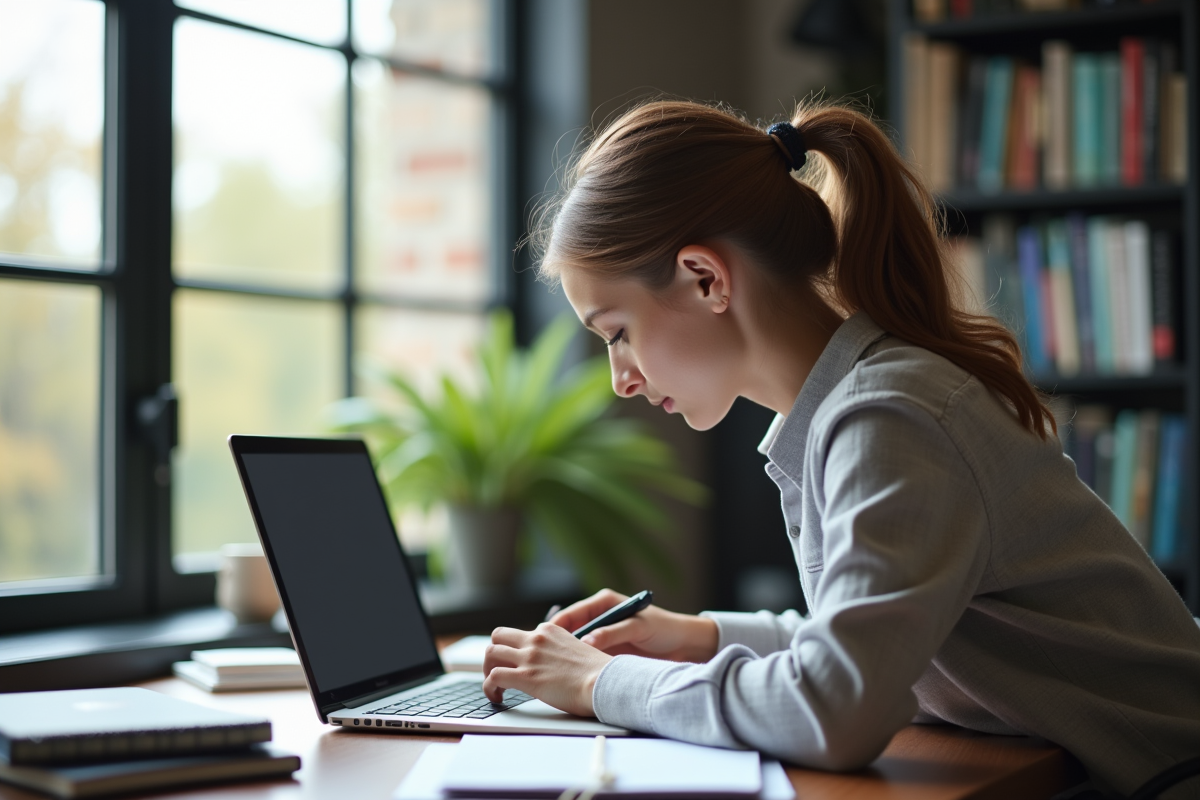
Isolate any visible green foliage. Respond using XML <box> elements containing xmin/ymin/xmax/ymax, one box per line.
<box><xmin>327</xmin><ymin>310</ymin><xmax>707</xmax><ymax>589</ymax></box>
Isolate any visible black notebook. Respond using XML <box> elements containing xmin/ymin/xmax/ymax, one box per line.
<box><xmin>0</xmin><ymin>688</ymin><xmax>271</xmax><ymax>766</ymax></box>
<box><xmin>0</xmin><ymin>743</ymin><xmax>299</xmax><ymax>799</ymax></box>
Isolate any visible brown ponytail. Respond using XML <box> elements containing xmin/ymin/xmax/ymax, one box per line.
<box><xmin>535</xmin><ymin>99</ymin><xmax>1056</xmax><ymax>439</ymax></box>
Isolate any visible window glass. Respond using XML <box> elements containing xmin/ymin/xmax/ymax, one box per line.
<box><xmin>356</xmin><ymin>306</ymin><xmax>483</xmax><ymax>395</ymax></box>
<box><xmin>0</xmin><ymin>279</ymin><xmax>100</xmax><ymax>583</ymax></box>
<box><xmin>354</xmin><ymin>58</ymin><xmax>491</xmax><ymax>302</ymax></box>
<box><xmin>173</xmin><ymin>291</ymin><xmax>342</xmax><ymax>559</ymax></box>
<box><xmin>173</xmin><ymin>19</ymin><xmax>345</xmax><ymax>292</ymax></box>
<box><xmin>353</xmin><ymin>0</ymin><xmax>493</xmax><ymax>78</ymax></box>
<box><xmin>0</xmin><ymin>0</ymin><xmax>104</xmax><ymax>268</ymax></box>
<box><xmin>177</xmin><ymin>0</ymin><xmax>347</xmax><ymax>47</ymax></box>
<box><xmin>355</xmin><ymin>307</ymin><xmax>483</xmax><ymax>551</ymax></box>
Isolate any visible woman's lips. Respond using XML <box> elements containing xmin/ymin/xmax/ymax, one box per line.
<box><xmin>663</xmin><ymin>397</ymin><xmax>674</xmax><ymax>413</ymax></box>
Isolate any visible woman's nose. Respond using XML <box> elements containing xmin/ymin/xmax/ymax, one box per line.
<box><xmin>610</xmin><ymin>355</ymin><xmax>642</xmax><ymax>398</ymax></box>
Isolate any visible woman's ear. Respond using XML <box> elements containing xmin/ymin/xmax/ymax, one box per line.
<box><xmin>675</xmin><ymin>245</ymin><xmax>731</xmax><ymax>312</ymax></box>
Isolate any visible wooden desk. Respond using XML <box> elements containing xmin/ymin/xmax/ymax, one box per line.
<box><xmin>0</xmin><ymin>676</ymin><xmax>1083</xmax><ymax>800</ymax></box>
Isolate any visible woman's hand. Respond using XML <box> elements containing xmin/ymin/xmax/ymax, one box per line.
<box><xmin>548</xmin><ymin>589</ymin><xmax>720</xmax><ymax>663</ymax></box>
<box><xmin>482</xmin><ymin>623</ymin><xmax>612</xmax><ymax>716</ymax></box>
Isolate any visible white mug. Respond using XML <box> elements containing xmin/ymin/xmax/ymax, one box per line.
<box><xmin>216</xmin><ymin>542</ymin><xmax>281</xmax><ymax>624</ymax></box>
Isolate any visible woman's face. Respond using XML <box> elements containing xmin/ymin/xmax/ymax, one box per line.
<box><xmin>559</xmin><ymin>254</ymin><xmax>744</xmax><ymax>431</ymax></box>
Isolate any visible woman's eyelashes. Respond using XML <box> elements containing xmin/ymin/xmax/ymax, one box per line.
<box><xmin>605</xmin><ymin>329</ymin><xmax>626</xmax><ymax>348</ymax></box>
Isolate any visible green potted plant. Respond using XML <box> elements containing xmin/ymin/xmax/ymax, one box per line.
<box><xmin>326</xmin><ymin>310</ymin><xmax>706</xmax><ymax>590</ymax></box>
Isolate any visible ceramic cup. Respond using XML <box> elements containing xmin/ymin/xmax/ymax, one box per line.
<box><xmin>216</xmin><ymin>542</ymin><xmax>281</xmax><ymax>624</ymax></box>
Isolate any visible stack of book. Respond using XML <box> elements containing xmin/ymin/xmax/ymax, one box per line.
<box><xmin>173</xmin><ymin>647</ymin><xmax>306</xmax><ymax>692</ymax></box>
<box><xmin>946</xmin><ymin>213</ymin><xmax>1179</xmax><ymax>377</ymax></box>
<box><xmin>0</xmin><ymin>687</ymin><xmax>299</xmax><ymax>798</ymax></box>
<box><xmin>1064</xmin><ymin>405</ymin><xmax>1188</xmax><ymax>561</ymax></box>
<box><xmin>904</xmin><ymin>31</ymin><xmax>1188</xmax><ymax>192</ymax></box>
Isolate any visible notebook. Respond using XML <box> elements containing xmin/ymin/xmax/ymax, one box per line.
<box><xmin>444</xmin><ymin>735</ymin><xmax>762</xmax><ymax>798</ymax></box>
<box><xmin>394</xmin><ymin>741</ymin><xmax>795</xmax><ymax>800</ymax></box>
<box><xmin>0</xmin><ymin>688</ymin><xmax>271</xmax><ymax>765</ymax></box>
<box><xmin>0</xmin><ymin>743</ymin><xmax>299</xmax><ymax>799</ymax></box>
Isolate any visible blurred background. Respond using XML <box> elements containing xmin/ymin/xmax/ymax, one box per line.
<box><xmin>2</xmin><ymin>0</ymin><xmax>1195</xmax><ymax>643</ymax></box>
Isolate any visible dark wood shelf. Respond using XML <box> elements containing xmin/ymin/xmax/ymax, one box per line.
<box><xmin>910</xmin><ymin>0</ymin><xmax>1182</xmax><ymax>40</ymax></box>
<box><xmin>938</xmin><ymin>183</ymin><xmax>1185</xmax><ymax>213</ymax></box>
<box><xmin>1032</xmin><ymin>370</ymin><xmax>1188</xmax><ymax>396</ymax></box>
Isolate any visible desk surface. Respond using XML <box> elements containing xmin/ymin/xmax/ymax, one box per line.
<box><xmin>0</xmin><ymin>675</ymin><xmax>1083</xmax><ymax>800</ymax></box>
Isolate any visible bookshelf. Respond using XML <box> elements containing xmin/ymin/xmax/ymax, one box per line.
<box><xmin>888</xmin><ymin>0</ymin><xmax>1199</xmax><ymax>611</ymax></box>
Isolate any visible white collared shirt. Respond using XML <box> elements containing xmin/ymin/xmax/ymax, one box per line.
<box><xmin>591</xmin><ymin>312</ymin><xmax>1200</xmax><ymax>796</ymax></box>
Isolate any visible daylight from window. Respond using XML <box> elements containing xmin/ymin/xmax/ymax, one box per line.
<box><xmin>171</xmin><ymin>1</ymin><xmax>493</xmax><ymax>561</ymax></box>
<box><xmin>0</xmin><ymin>0</ymin><xmax>104</xmax><ymax>586</ymax></box>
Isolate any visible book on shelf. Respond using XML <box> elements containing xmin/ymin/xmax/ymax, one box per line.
<box><xmin>904</xmin><ymin>27</ymin><xmax>1188</xmax><ymax>192</ymax></box>
<box><xmin>913</xmin><ymin>0</ymin><xmax>1170</xmax><ymax>24</ymax></box>
<box><xmin>954</xmin><ymin>213</ymin><xmax>1179</xmax><ymax>379</ymax></box>
<box><xmin>1063</xmin><ymin>404</ymin><xmax>1188</xmax><ymax>561</ymax></box>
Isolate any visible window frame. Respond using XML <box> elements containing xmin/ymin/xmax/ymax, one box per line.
<box><xmin>0</xmin><ymin>0</ymin><xmax>519</xmax><ymax>633</ymax></box>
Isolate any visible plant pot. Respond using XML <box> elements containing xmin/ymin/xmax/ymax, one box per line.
<box><xmin>446</xmin><ymin>505</ymin><xmax>522</xmax><ymax>589</ymax></box>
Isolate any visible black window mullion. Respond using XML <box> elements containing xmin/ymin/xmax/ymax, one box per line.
<box><xmin>343</xmin><ymin>2</ymin><xmax>357</xmax><ymax>399</ymax></box>
<box><xmin>111</xmin><ymin>0</ymin><xmax>182</xmax><ymax>615</ymax></box>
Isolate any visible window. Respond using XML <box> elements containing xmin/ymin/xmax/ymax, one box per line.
<box><xmin>0</xmin><ymin>0</ymin><xmax>514</xmax><ymax>633</ymax></box>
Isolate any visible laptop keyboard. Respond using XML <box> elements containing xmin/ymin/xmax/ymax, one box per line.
<box><xmin>369</xmin><ymin>681</ymin><xmax>534</xmax><ymax>720</ymax></box>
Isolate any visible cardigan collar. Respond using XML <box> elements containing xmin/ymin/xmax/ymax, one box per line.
<box><xmin>757</xmin><ymin>311</ymin><xmax>889</xmax><ymax>479</ymax></box>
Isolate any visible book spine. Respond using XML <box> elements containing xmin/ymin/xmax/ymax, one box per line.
<box><xmin>928</xmin><ymin>42</ymin><xmax>961</xmax><ymax>192</ymax></box>
<box><xmin>1109</xmin><ymin>409</ymin><xmax>1140</xmax><ymax>528</ymax></box>
<box><xmin>1151</xmin><ymin>230</ymin><xmax>1177</xmax><ymax>364</ymax></box>
<box><xmin>5</xmin><ymin>723</ymin><xmax>273</xmax><ymax>766</ymax></box>
<box><xmin>1151</xmin><ymin>415</ymin><xmax>1187</xmax><ymax>563</ymax></box>
<box><xmin>1158</xmin><ymin>44</ymin><xmax>1178</xmax><ymax>180</ymax></box>
<box><xmin>1067</xmin><ymin>213</ymin><xmax>1095</xmax><ymax>373</ymax></box>
<box><xmin>983</xmin><ymin>215</ymin><xmax>1026</xmax><ymax>346</ymax></box>
<box><xmin>1043</xmin><ymin>41</ymin><xmax>1073</xmax><ymax>191</ymax></box>
<box><xmin>978</xmin><ymin>57</ymin><xmax>1015</xmax><ymax>192</ymax></box>
<box><xmin>1009</xmin><ymin>66</ymin><xmax>1041</xmax><ymax>190</ymax></box>
<box><xmin>1123</xmin><ymin>220</ymin><xmax>1154</xmax><ymax>375</ymax></box>
<box><xmin>1105</xmin><ymin>221</ymin><xmax>1131</xmax><ymax>374</ymax></box>
<box><xmin>1073</xmin><ymin>54</ymin><xmax>1101</xmax><ymax>187</ymax></box>
<box><xmin>1017</xmin><ymin>225</ymin><xmax>1050</xmax><ymax>373</ymax></box>
<box><xmin>1165</xmin><ymin>74</ymin><xmax>1187</xmax><ymax>184</ymax></box>
<box><xmin>1129</xmin><ymin>410</ymin><xmax>1160</xmax><ymax>550</ymax></box>
<box><xmin>1120</xmin><ymin>37</ymin><xmax>1145</xmax><ymax>186</ymax></box>
<box><xmin>905</xmin><ymin>34</ymin><xmax>931</xmax><ymax>182</ymax></box>
<box><xmin>1046</xmin><ymin>219</ymin><xmax>1080</xmax><ymax>375</ymax></box>
<box><xmin>1100</xmin><ymin>53</ymin><xmax>1122</xmax><ymax>186</ymax></box>
<box><xmin>960</xmin><ymin>57</ymin><xmax>989</xmax><ymax>186</ymax></box>
<box><xmin>1086</xmin><ymin>217</ymin><xmax>1113</xmax><ymax>374</ymax></box>
<box><xmin>1142</xmin><ymin>39</ymin><xmax>1160</xmax><ymax>184</ymax></box>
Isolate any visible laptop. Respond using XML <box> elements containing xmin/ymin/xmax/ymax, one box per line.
<box><xmin>227</xmin><ymin>435</ymin><xmax>627</xmax><ymax>737</ymax></box>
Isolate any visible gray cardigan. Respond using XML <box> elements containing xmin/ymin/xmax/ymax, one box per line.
<box><xmin>591</xmin><ymin>312</ymin><xmax>1200</xmax><ymax>796</ymax></box>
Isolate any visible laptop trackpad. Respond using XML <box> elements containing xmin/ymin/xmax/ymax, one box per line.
<box><xmin>493</xmin><ymin>699</ymin><xmax>628</xmax><ymax>734</ymax></box>
<box><xmin>504</xmin><ymin>699</ymin><xmax>573</xmax><ymax>718</ymax></box>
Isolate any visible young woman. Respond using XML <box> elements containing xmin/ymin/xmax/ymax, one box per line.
<box><xmin>480</xmin><ymin>100</ymin><xmax>1200</xmax><ymax>797</ymax></box>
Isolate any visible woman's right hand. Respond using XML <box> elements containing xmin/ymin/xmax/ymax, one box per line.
<box><xmin>548</xmin><ymin>589</ymin><xmax>719</xmax><ymax>663</ymax></box>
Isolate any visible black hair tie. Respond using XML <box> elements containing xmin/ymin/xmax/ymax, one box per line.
<box><xmin>767</xmin><ymin>122</ymin><xmax>807</xmax><ymax>171</ymax></box>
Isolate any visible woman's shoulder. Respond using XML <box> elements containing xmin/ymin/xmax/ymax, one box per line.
<box><xmin>828</xmin><ymin>336</ymin><xmax>977</xmax><ymax>425</ymax></box>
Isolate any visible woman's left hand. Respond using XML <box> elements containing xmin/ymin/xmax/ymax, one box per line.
<box><xmin>482</xmin><ymin>623</ymin><xmax>613</xmax><ymax>717</ymax></box>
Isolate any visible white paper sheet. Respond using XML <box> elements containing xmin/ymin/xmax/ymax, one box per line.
<box><xmin>394</xmin><ymin>742</ymin><xmax>795</xmax><ymax>800</ymax></box>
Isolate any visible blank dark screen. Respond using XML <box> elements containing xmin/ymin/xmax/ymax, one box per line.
<box><xmin>240</xmin><ymin>451</ymin><xmax>439</xmax><ymax>692</ymax></box>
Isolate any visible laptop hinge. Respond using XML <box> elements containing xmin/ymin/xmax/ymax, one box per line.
<box><xmin>339</xmin><ymin>673</ymin><xmax>442</xmax><ymax>711</ymax></box>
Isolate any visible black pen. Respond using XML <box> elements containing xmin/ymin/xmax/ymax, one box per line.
<box><xmin>573</xmin><ymin>590</ymin><xmax>654</xmax><ymax>639</ymax></box>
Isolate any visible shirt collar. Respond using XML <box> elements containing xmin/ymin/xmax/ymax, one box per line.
<box><xmin>757</xmin><ymin>311</ymin><xmax>888</xmax><ymax>478</ymax></box>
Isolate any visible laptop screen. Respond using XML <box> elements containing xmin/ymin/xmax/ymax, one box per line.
<box><xmin>234</xmin><ymin>441</ymin><xmax>440</xmax><ymax>709</ymax></box>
